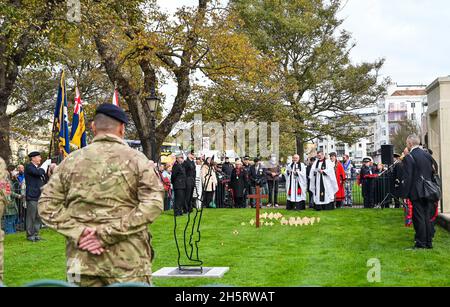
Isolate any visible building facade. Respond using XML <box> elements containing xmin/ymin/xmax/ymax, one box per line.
<box><xmin>314</xmin><ymin>83</ymin><xmax>429</xmax><ymax>164</ymax></box>
<box><xmin>373</xmin><ymin>83</ymin><xmax>428</xmax><ymax>160</ymax></box>
<box><xmin>316</xmin><ymin>136</ymin><xmax>370</xmax><ymax>165</ymax></box>
<box><xmin>315</xmin><ymin>108</ymin><xmax>377</xmax><ymax>165</ymax></box>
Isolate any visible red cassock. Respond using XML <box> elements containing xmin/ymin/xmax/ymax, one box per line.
<box><xmin>335</xmin><ymin>162</ymin><xmax>346</xmax><ymax>201</ymax></box>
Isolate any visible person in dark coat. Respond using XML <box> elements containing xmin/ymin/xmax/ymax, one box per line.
<box><xmin>182</xmin><ymin>151</ymin><xmax>196</xmax><ymax>214</ymax></box>
<box><xmin>25</xmin><ymin>151</ymin><xmax>49</xmax><ymax>242</ymax></box>
<box><xmin>249</xmin><ymin>158</ymin><xmax>266</xmax><ymax>208</ymax></box>
<box><xmin>231</xmin><ymin>160</ymin><xmax>248</xmax><ymax>208</ymax></box>
<box><xmin>171</xmin><ymin>153</ymin><xmax>187</xmax><ymax>216</ymax></box>
<box><xmin>265</xmin><ymin>155</ymin><xmax>281</xmax><ymax>207</ymax></box>
<box><xmin>221</xmin><ymin>157</ymin><xmax>234</xmax><ymax>178</ymax></box>
<box><xmin>306</xmin><ymin>157</ymin><xmax>316</xmax><ymax>208</ymax></box>
<box><xmin>392</xmin><ymin>153</ymin><xmax>404</xmax><ymax>208</ymax></box>
<box><xmin>242</xmin><ymin>156</ymin><xmax>252</xmax><ymax>207</ymax></box>
<box><xmin>359</xmin><ymin>157</ymin><xmax>377</xmax><ymax>209</ymax></box>
<box><xmin>402</xmin><ymin>135</ymin><xmax>436</xmax><ymax>249</ymax></box>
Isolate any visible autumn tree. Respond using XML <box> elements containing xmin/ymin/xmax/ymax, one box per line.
<box><xmin>231</xmin><ymin>0</ymin><xmax>389</xmax><ymax>157</ymax></box>
<box><xmin>391</xmin><ymin>119</ymin><xmax>419</xmax><ymax>154</ymax></box>
<box><xmin>79</xmin><ymin>0</ymin><xmax>267</xmax><ymax>161</ymax></box>
<box><xmin>10</xmin><ymin>28</ymin><xmax>117</xmax><ymax>146</ymax></box>
<box><xmin>0</xmin><ymin>0</ymin><xmax>68</xmax><ymax>162</ymax></box>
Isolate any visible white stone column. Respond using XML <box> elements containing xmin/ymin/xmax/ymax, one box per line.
<box><xmin>426</xmin><ymin>77</ymin><xmax>450</xmax><ymax>214</ymax></box>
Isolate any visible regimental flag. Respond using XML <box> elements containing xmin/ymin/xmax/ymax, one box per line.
<box><xmin>54</xmin><ymin>71</ymin><xmax>71</xmax><ymax>158</ymax></box>
<box><xmin>70</xmin><ymin>86</ymin><xmax>87</xmax><ymax>149</ymax></box>
<box><xmin>112</xmin><ymin>86</ymin><xmax>120</xmax><ymax>107</ymax></box>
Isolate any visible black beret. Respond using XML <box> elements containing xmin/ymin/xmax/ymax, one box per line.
<box><xmin>393</xmin><ymin>153</ymin><xmax>401</xmax><ymax>158</ymax></box>
<box><xmin>95</xmin><ymin>103</ymin><xmax>129</xmax><ymax>125</ymax></box>
<box><xmin>244</xmin><ymin>156</ymin><xmax>250</xmax><ymax>160</ymax></box>
<box><xmin>28</xmin><ymin>151</ymin><xmax>41</xmax><ymax>158</ymax></box>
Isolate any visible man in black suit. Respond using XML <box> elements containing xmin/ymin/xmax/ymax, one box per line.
<box><xmin>182</xmin><ymin>151</ymin><xmax>196</xmax><ymax>214</ymax></box>
<box><xmin>402</xmin><ymin>135</ymin><xmax>435</xmax><ymax>249</ymax></box>
<box><xmin>221</xmin><ymin>157</ymin><xmax>234</xmax><ymax>178</ymax></box>
<box><xmin>171</xmin><ymin>153</ymin><xmax>187</xmax><ymax>216</ymax></box>
<box><xmin>25</xmin><ymin>151</ymin><xmax>50</xmax><ymax>242</ymax></box>
<box><xmin>360</xmin><ymin>158</ymin><xmax>377</xmax><ymax>209</ymax></box>
<box><xmin>392</xmin><ymin>153</ymin><xmax>404</xmax><ymax>209</ymax></box>
<box><xmin>249</xmin><ymin>158</ymin><xmax>265</xmax><ymax>208</ymax></box>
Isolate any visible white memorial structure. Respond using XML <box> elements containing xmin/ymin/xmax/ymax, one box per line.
<box><xmin>426</xmin><ymin>76</ymin><xmax>450</xmax><ymax>230</ymax></box>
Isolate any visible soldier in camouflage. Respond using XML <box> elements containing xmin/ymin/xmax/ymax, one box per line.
<box><xmin>39</xmin><ymin>104</ymin><xmax>165</xmax><ymax>287</ymax></box>
<box><xmin>0</xmin><ymin>157</ymin><xmax>8</xmax><ymax>284</ymax></box>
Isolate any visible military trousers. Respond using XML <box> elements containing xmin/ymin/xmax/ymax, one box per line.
<box><xmin>73</xmin><ymin>275</ymin><xmax>152</xmax><ymax>287</ymax></box>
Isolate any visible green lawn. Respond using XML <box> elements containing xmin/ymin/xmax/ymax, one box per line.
<box><xmin>4</xmin><ymin>208</ymin><xmax>450</xmax><ymax>287</ymax></box>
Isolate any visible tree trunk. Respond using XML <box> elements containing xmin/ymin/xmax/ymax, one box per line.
<box><xmin>296</xmin><ymin>136</ymin><xmax>305</xmax><ymax>160</ymax></box>
<box><xmin>0</xmin><ymin>0</ymin><xmax>62</xmax><ymax>163</ymax></box>
<box><xmin>0</xmin><ymin>113</ymin><xmax>12</xmax><ymax>163</ymax></box>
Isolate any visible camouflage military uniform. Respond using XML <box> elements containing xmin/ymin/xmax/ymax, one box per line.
<box><xmin>38</xmin><ymin>134</ymin><xmax>164</xmax><ymax>287</ymax></box>
<box><xmin>0</xmin><ymin>157</ymin><xmax>8</xmax><ymax>284</ymax></box>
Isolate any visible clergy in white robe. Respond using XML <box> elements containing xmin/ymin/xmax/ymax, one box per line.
<box><xmin>285</xmin><ymin>154</ymin><xmax>307</xmax><ymax>211</ymax></box>
<box><xmin>309</xmin><ymin>152</ymin><xmax>339</xmax><ymax>211</ymax></box>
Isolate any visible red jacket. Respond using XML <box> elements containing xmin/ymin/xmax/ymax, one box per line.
<box><xmin>335</xmin><ymin>162</ymin><xmax>346</xmax><ymax>201</ymax></box>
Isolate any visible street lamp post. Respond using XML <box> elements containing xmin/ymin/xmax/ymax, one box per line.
<box><xmin>146</xmin><ymin>88</ymin><xmax>160</xmax><ymax>162</ymax></box>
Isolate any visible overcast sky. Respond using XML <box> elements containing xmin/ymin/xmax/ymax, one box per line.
<box><xmin>158</xmin><ymin>0</ymin><xmax>450</xmax><ymax>90</ymax></box>
<box><xmin>339</xmin><ymin>0</ymin><xmax>450</xmax><ymax>85</ymax></box>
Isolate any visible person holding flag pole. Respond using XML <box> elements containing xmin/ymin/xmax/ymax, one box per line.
<box><xmin>70</xmin><ymin>82</ymin><xmax>87</xmax><ymax>150</ymax></box>
<box><xmin>49</xmin><ymin>70</ymin><xmax>71</xmax><ymax>164</ymax></box>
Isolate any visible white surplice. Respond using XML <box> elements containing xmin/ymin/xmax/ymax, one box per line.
<box><xmin>309</xmin><ymin>159</ymin><xmax>339</xmax><ymax>205</ymax></box>
<box><xmin>285</xmin><ymin>162</ymin><xmax>307</xmax><ymax>202</ymax></box>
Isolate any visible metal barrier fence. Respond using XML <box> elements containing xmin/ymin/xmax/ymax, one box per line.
<box><xmin>210</xmin><ymin>176</ymin><xmax>402</xmax><ymax>209</ymax></box>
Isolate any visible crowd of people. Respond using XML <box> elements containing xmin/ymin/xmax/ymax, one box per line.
<box><xmin>155</xmin><ymin>150</ymin><xmax>396</xmax><ymax>214</ymax></box>
<box><xmin>158</xmin><ymin>153</ymin><xmax>286</xmax><ymax>214</ymax></box>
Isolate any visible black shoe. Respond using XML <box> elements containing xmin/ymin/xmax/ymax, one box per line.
<box><xmin>34</xmin><ymin>236</ymin><xmax>44</xmax><ymax>241</ymax></box>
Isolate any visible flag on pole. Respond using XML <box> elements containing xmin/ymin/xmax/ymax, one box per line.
<box><xmin>54</xmin><ymin>71</ymin><xmax>71</xmax><ymax>158</ymax></box>
<box><xmin>70</xmin><ymin>86</ymin><xmax>87</xmax><ymax>149</ymax></box>
<box><xmin>112</xmin><ymin>86</ymin><xmax>120</xmax><ymax>107</ymax></box>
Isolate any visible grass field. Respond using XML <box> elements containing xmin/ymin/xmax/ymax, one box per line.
<box><xmin>4</xmin><ymin>208</ymin><xmax>450</xmax><ymax>287</ymax></box>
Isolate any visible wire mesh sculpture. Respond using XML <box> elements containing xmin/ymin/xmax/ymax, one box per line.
<box><xmin>173</xmin><ymin>162</ymin><xmax>215</xmax><ymax>273</ymax></box>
